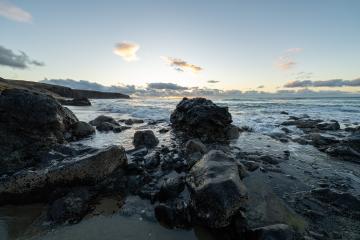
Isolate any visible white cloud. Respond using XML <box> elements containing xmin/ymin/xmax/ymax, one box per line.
<box><xmin>0</xmin><ymin>1</ymin><xmax>32</xmax><ymax>23</ymax></box>
<box><xmin>276</xmin><ymin>48</ymin><xmax>303</xmax><ymax>71</ymax></box>
<box><xmin>114</xmin><ymin>42</ymin><xmax>140</xmax><ymax>61</ymax></box>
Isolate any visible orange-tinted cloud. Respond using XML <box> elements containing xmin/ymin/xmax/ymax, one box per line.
<box><xmin>114</xmin><ymin>42</ymin><xmax>140</xmax><ymax>61</ymax></box>
<box><xmin>161</xmin><ymin>56</ymin><xmax>203</xmax><ymax>73</ymax></box>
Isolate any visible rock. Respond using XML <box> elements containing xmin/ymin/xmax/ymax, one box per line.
<box><xmin>48</xmin><ymin>188</ymin><xmax>92</xmax><ymax>224</ymax></box>
<box><xmin>0</xmin><ymin>145</ymin><xmax>127</xmax><ymax>205</ymax></box>
<box><xmin>241</xmin><ymin>160</ymin><xmax>260</xmax><ymax>172</ymax></box>
<box><xmin>159</xmin><ymin>128</ymin><xmax>170</xmax><ymax>133</ymax></box>
<box><xmin>246</xmin><ymin>224</ymin><xmax>294</xmax><ymax>240</ymax></box>
<box><xmin>170</xmin><ymin>97</ymin><xmax>233</xmax><ymax>142</ymax></box>
<box><xmin>158</xmin><ymin>176</ymin><xmax>185</xmax><ymax>202</ymax></box>
<box><xmin>133</xmin><ymin>130</ymin><xmax>159</xmax><ymax>148</ymax></box>
<box><xmin>71</xmin><ymin>121</ymin><xmax>95</xmax><ymax>139</ymax></box>
<box><xmin>316</xmin><ymin>121</ymin><xmax>340</xmax><ymax>131</ymax></box>
<box><xmin>225</xmin><ymin>124</ymin><xmax>240</xmax><ymax>139</ymax></box>
<box><xmin>154</xmin><ymin>200</ymin><xmax>191</xmax><ymax>229</ymax></box>
<box><xmin>124</xmin><ymin>119</ymin><xmax>144</xmax><ymax>125</ymax></box>
<box><xmin>281</xmin><ymin>119</ymin><xmax>322</xmax><ymax>129</ymax></box>
<box><xmin>280</xmin><ymin>111</ymin><xmax>289</xmax><ymax>115</ymax></box>
<box><xmin>0</xmin><ymin>88</ymin><xmax>78</xmax><ymax>175</ymax></box>
<box><xmin>184</xmin><ymin>139</ymin><xmax>207</xmax><ymax>156</ymax></box>
<box><xmin>345</xmin><ymin>132</ymin><xmax>360</xmax><ymax>152</ymax></box>
<box><xmin>306</xmin><ymin>133</ymin><xmax>339</xmax><ymax>147</ymax></box>
<box><xmin>89</xmin><ymin>115</ymin><xmax>119</xmax><ymax>127</ymax></box>
<box><xmin>187</xmin><ymin>150</ymin><xmax>247</xmax><ymax>228</ymax></box>
<box><xmin>58</xmin><ymin>97</ymin><xmax>91</xmax><ymax>106</ymax></box>
<box><xmin>96</xmin><ymin>122</ymin><xmax>117</xmax><ymax>131</ymax></box>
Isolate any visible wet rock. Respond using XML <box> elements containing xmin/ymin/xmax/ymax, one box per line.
<box><xmin>316</xmin><ymin>121</ymin><xmax>340</xmax><ymax>131</ymax></box>
<box><xmin>58</xmin><ymin>97</ymin><xmax>91</xmax><ymax>106</ymax></box>
<box><xmin>0</xmin><ymin>145</ymin><xmax>127</xmax><ymax>205</ymax></box>
<box><xmin>0</xmin><ymin>88</ymin><xmax>78</xmax><ymax>175</ymax></box>
<box><xmin>71</xmin><ymin>121</ymin><xmax>95</xmax><ymax>139</ymax></box>
<box><xmin>280</xmin><ymin>111</ymin><xmax>289</xmax><ymax>115</ymax></box>
<box><xmin>225</xmin><ymin>124</ymin><xmax>240</xmax><ymax>139</ymax></box>
<box><xmin>170</xmin><ymin>97</ymin><xmax>233</xmax><ymax>142</ymax></box>
<box><xmin>48</xmin><ymin>188</ymin><xmax>92</xmax><ymax>224</ymax></box>
<box><xmin>123</xmin><ymin>119</ymin><xmax>144</xmax><ymax>125</ymax></box>
<box><xmin>89</xmin><ymin>115</ymin><xmax>119</xmax><ymax>127</ymax></box>
<box><xmin>187</xmin><ymin>150</ymin><xmax>247</xmax><ymax>228</ymax></box>
<box><xmin>158</xmin><ymin>176</ymin><xmax>185</xmax><ymax>202</ymax></box>
<box><xmin>281</xmin><ymin>119</ymin><xmax>322</xmax><ymax>129</ymax></box>
<box><xmin>144</xmin><ymin>151</ymin><xmax>161</xmax><ymax>169</ymax></box>
<box><xmin>133</xmin><ymin>130</ymin><xmax>159</xmax><ymax>148</ymax></box>
<box><xmin>154</xmin><ymin>200</ymin><xmax>191</xmax><ymax>229</ymax></box>
<box><xmin>306</xmin><ymin>133</ymin><xmax>339</xmax><ymax>147</ymax></box>
<box><xmin>185</xmin><ymin>139</ymin><xmax>207</xmax><ymax>156</ymax></box>
<box><xmin>246</xmin><ymin>224</ymin><xmax>294</xmax><ymax>240</ymax></box>
<box><xmin>159</xmin><ymin>128</ymin><xmax>170</xmax><ymax>133</ymax></box>
<box><xmin>241</xmin><ymin>160</ymin><xmax>260</xmax><ymax>172</ymax></box>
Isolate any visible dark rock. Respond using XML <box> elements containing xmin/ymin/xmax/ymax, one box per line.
<box><xmin>158</xmin><ymin>176</ymin><xmax>185</xmax><ymax>202</ymax></box>
<box><xmin>0</xmin><ymin>88</ymin><xmax>78</xmax><ymax>174</ymax></box>
<box><xmin>144</xmin><ymin>151</ymin><xmax>161</xmax><ymax>169</ymax></box>
<box><xmin>225</xmin><ymin>124</ymin><xmax>240</xmax><ymax>139</ymax></box>
<box><xmin>124</xmin><ymin>119</ymin><xmax>144</xmax><ymax>125</ymax></box>
<box><xmin>317</xmin><ymin>121</ymin><xmax>340</xmax><ymax>131</ymax></box>
<box><xmin>241</xmin><ymin>160</ymin><xmax>260</xmax><ymax>172</ymax></box>
<box><xmin>96</xmin><ymin>122</ymin><xmax>117</xmax><ymax>132</ymax></box>
<box><xmin>187</xmin><ymin>150</ymin><xmax>247</xmax><ymax>228</ymax></box>
<box><xmin>58</xmin><ymin>97</ymin><xmax>91</xmax><ymax>106</ymax></box>
<box><xmin>184</xmin><ymin>139</ymin><xmax>207</xmax><ymax>156</ymax></box>
<box><xmin>170</xmin><ymin>97</ymin><xmax>233</xmax><ymax>142</ymax></box>
<box><xmin>159</xmin><ymin>128</ymin><xmax>170</xmax><ymax>133</ymax></box>
<box><xmin>246</xmin><ymin>224</ymin><xmax>294</xmax><ymax>240</ymax></box>
<box><xmin>48</xmin><ymin>188</ymin><xmax>92</xmax><ymax>224</ymax></box>
<box><xmin>0</xmin><ymin>145</ymin><xmax>127</xmax><ymax>205</ymax></box>
<box><xmin>71</xmin><ymin>121</ymin><xmax>95</xmax><ymax>139</ymax></box>
<box><xmin>280</xmin><ymin>111</ymin><xmax>289</xmax><ymax>115</ymax></box>
<box><xmin>89</xmin><ymin>115</ymin><xmax>119</xmax><ymax>127</ymax></box>
<box><xmin>154</xmin><ymin>200</ymin><xmax>191</xmax><ymax>229</ymax></box>
<box><xmin>306</xmin><ymin>133</ymin><xmax>339</xmax><ymax>147</ymax></box>
<box><xmin>133</xmin><ymin>130</ymin><xmax>159</xmax><ymax>148</ymax></box>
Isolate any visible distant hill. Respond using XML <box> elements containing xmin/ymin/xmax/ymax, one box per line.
<box><xmin>0</xmin><ymin>78</ymin><xmax>130</xmax><ymax>99</ymax></box>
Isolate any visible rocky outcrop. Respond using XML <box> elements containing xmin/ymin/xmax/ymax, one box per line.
<box><xmin>58</xmin><ymin>97</ymin><xmax>91</xmax><ymax>106</ymax></box>
<box><xmin>89</xmin><ymin>115</ymin><xmax>129</xmax><ymax>133</ymax></box>
<box><xmin>186</xmin><ymin>150</ymin><xmax>247</xmax><ymax>228</ymax></box>
<box><xmin>0</xmin><ymin>145</ymin><xmax>127</xmax><ymax>205</ymax></box>
<box><xmin>0</xmin><ymin>78</ymin><xmax>130</xmax><ymax>99</ymax></box>
<box><xmin>0</xmin><ymin>88</ymin><xmax>79</xmax><ymax>174</ymax></box>
<box><xmin>133</xmin><ymin>130</ymin><xmax>159</xmax><ymax>148</ymax></box>
<box><xmin>170</xmin><ymin>97</ymin><xmax>237</xmax><ymax>142</ymax></box>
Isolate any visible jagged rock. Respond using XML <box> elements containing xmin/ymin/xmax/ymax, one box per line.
<box><xmin>170</xmin><ymin>97</ymin><xmax>233</xmax><ymax>142</ymax></box>
<box><xmin>187</xmin><ymin>150</ymin><xmax>247</xmax><ymax>228</ymax></box>
<box><xmin>0</xmin><ymin>145</ymin><xmax>127</xmax><ymax>205</ymax></box>
<box><xmin>0</xmin><ymin>88</ymin><xmax>78</xmax><ymax>175</ymax></box>
<box><xmin>225</xmin><ymin>124</ymin><xmax>240</xmax><ymax>139</ymax></box>
<box><xmin>58</xmin><ymin>97</ymin><xmax>91</xmax><ymax>106</ymax></box>
<box><xmin>89</xmin><ymin>115</ymin><xmax>119</xmax><ymax>127</ymax></box>
<box><xmin>71</xmin><ymin>121</ymin><xmax>95</xmax><ymax>139</ymax></box>
<box><xmin>133</xmin><ymin>130</ymin><xmax>159</xmax><ymax>148</ymax></box>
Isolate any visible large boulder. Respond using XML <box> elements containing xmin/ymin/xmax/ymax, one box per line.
<box><xmin>89</xmin><ymin>115</ymin><xmax>119</xmax><ymax>127</ymax></box>
<box><xmin>0</xmin><ymin>145</ymin><xmax>127</xmax><ymax>205</ymax></box>
<box><xmin>0</xmin><ymin>88</ymin><xmax>79</xmax><ymax>174</ymax></box>
<box><xmin>133</xmin><ymin>130</ymin><xmax>159</xmax><ymax>148</ymax></box>
<box><xmin>186</xmin><ymin>150</ymin><xmax>247</xmax><ymax>228</ymax></box>
<box><xmin>170</xmin><ymin>98</ymin><xmax>236</xmax><ymax>142</ymax></box>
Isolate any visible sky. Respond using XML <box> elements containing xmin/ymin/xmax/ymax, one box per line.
<box><xmin>0</xmin><ymin>0</ymin><xmax>360</xmax><ymax>96</ymax></box>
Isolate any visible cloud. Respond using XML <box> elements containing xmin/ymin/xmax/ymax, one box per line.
<box><xmin>147</xmin><ymin>82</ymin><xmax>188</xmax><ymax>90</ymax></box>
<box><xmin>161</xmin><ymin>56</ymin><xmax>203</xmax><ymax>73</ymax></box>
<box><xmin>0</xmin><ymin>45</ymin><xmax>44</xmax><ymax>69</ymax></box>
<box><xmin>294</xmin><ymin>71</ymin><xmax>313</xmax><ymax>80</ymax></box>
<box><xmin>114</xmin><ymin>42</ymin><xmax>140</xmax><ymax>61</ymax></box>
<box><xmin>284</xmin><ymin>78</ymin><xmax>360</xmax><ymax>88</ymax></box>
<box><xmin>0</xmin><ymin>0</ymin><xmax>32</xmax><ymax>22</ymax></box>
<box><xmin>276</xmin><ymin>56</ymin><xmax>296</xmax><ymax>70</ymax></box>
<box><xmin>40</xmin><ymin>79</ymin><xmax>136</xmax><ymax>95</ymax></box>
<box><xmin>207</xmin><ymin>80</ymin><xmax>219</xmax><ymax>84</ymax></box>
<box><xmin>40</xmin><ymin>78</ymin><xmax>360</xmax><ymax>99</ymax></box>
<box><xmin>276</xmin><ymin>48</ymin><xmax>302</xmax><ymax>71</ymax></box>
<box><xmin>257</xmin><ymin>85</ymin><xmax>264</xmax><ymax>89</ymax></box>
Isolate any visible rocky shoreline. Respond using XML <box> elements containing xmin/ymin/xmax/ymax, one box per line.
<box><xmin>0</xmin><ymin>87</ymin><xmax>359</xmax><ymax>240</ymax></box>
